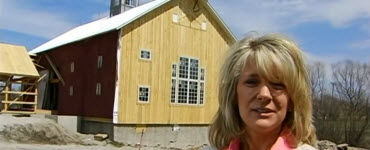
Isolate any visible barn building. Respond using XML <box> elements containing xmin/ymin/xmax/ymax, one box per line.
<box><xmin>29</xmin><ymin>0</ymin><xmax>236</xmax><ymax>147</ymax></box>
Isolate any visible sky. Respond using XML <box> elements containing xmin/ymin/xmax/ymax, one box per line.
<box><xmin>0</xmin><ymin>0</ymin><xmax>369</xmax><ymax>66</ymax></box>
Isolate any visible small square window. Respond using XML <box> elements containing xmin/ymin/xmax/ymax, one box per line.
<box><xmin>96</xmin><ymin>83</ymin><xmax>101</xmax><ymax>95</ymax></box>
<box><xmin>138</xmin><ymin>86</ymin><xmax>150</xmax><ymax>103</ymax></box>
<box><xmin>201</xmin><ymin>21</ymin><xmax>207</xmax><ymax>30</ymax></box>
<box><xmin>70</xmin><ymin>62</ymin><xmax>74</xmax><ymax>73</ymax></box>
<box><xmin>173</xmin><ymin>13</ymin><xmax>179</xmax><ymax>23</ymax></box>
<box><xmin>140</xmin><ymin>49</ymin><xmax>151</xmax><ymax>60</ymax></box>
<box><xmin>69</xmin><ymin>86</ymin><xmax>73</xmax><ymax>96</ymax></box>
<box><xmin>125</xmin><ymin>0</ymin><xmax>134</xmax><ymax>6</ymax></box>
<box><xmin>98</xmin><ymin>56</ymin><xmax>103</xmax><ymax>69</ymax></box>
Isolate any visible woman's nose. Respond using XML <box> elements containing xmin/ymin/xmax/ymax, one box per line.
<box><xmin>257</xmin><ymin>85</ymin><xmax>272</xmax><ymax>101</ymax></box>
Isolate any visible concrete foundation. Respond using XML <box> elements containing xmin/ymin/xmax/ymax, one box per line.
<box><xmin>80</xmin><ymin>120</ymin><xmax>114</xmax><ymax>140</ymax></box>
<box><xmin>0</xmin><ymin>95</ymin><xmax>3</xmax><ymax>111</ymax></box>
<box><xmin>58</xmin><ymin>115</ymin><xmax>81</xmax><ymax>132</ymax></box>
<box><xmin>114</xmin><ymin>124</ymin><xmax>209</xmax><ymax>148</ymax></box>
<box><xmin>31</xmin><ymin>114</ymin><xmax>81</xmax><ymax>133</ymax></box>
<box><xmin>25</xmin><ymin>114</ymin><xmax>210</xmax><ymax>149</ymax></box>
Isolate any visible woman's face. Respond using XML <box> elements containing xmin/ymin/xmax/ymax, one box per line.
<box><xmin>236</xmin><ymin>62</ymin><xmax>290</xmax><ymax>134</ymax></box>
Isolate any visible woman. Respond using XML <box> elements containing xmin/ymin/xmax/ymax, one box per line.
<box><xmin>208</xmin><ymin>34</ymin><xmax>317</xmax><ymax>150</ymax></box>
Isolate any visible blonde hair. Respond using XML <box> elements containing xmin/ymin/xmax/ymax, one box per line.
<box><xmin>209</xmin><ymin>34</ymin><xmax>316</xmax><ymax>149</ymax></box>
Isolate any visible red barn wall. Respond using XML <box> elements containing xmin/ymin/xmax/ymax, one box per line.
<box><xmin>38</xmin><ymin>31</ymin><xmax>118</xmax><ymax>118</ymax></box>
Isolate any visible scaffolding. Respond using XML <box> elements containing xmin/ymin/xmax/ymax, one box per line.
<box><xmin>0</xmin><ymin>43</ymin><xmax>40</xmax><ymax>114</ymax></box>
<box><xmin>0</xmin><ymin>76</ymin><xmax>39</xmax><ymax>113</ymax></box>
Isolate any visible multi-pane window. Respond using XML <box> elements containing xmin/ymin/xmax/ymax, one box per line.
<box><xmin>138</xmin><ymin>86</ymin><xmax>150</xmax><ymax>102</ymax></box>
<box><xmin>171</xmin><ymin>57</ymin><xmax>205</xmax><ymax>105</ymax></box>
<box><xmin>140</xmin><ymin>49</ymin><xmax>151</xmax><ymax>60</ymax></box>
<box><xmin>200</xmin><ymin>82</ymin><xmax>204</xmax><ymax>104</ymax></box>
<box><xmin>96</xmin><ymin>83</ymin><xmax>101</xmax><ymax>95</ymax></box>
<box><xmin>69</xmin><ymin>86</ymin><xmax>73</xmax><ymax>96</ymax></box>
<box><xmin>98</xmin><ymin>56</ymin><xmax>103</xmax><ymax>69</ymax></box>
<box><xmin>70</xmin><ymin>62</ymin><xmax>74</xmax><ymax>73</ymax></box>
<box><xmin>200</xmin><ymin>68</ymin><xmax>205</xmax><ymax>104</ymax></box>
<box><xmin>200</xmin><ymin>68</ymin><xmax>205</xmax><ymax>81</ymax></box>
<box><xmin>171</xmin><ymin>79</ymin><xmax>176</xmax><ymax>103</ymax></box>
<box><xmin>190</xmin><ymin>59</ymin><xmax>198</xmax><ymax>80</ymax></box>
<box><xmin>179</xmin><ymin>57</ymin><xmax>189</xmax><ymax>78</ymax></box>
<box><xmin>125</xmin><ymin>0</ymin><xmax>134</xmax><ymax>6</ymax></box>
<box><xmin>188</xmin><ymin>81</ymin><xmax>198</xmax><ymax>104</ymax></box>
<box><xmin>178</xmin><ymin>80</ymin><xmax>188</xmax><ymax>103</ymax></box>
<box><xmin>171</xmin><ymin>64</ymin><xmax>177</xmax><ymax>103</ymax></box>
<box><xmin>172</xmin><ymin>64</ymin><xmax>176</xmax><ymax>77</ymax></box>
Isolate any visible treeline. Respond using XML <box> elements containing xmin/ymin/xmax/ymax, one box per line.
<box><xmin>308</xmin><ymin>60</ymin><xmax>370</xmax><ymax>148</ymax></box>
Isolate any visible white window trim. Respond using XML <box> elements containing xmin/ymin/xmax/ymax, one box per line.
<box><xmin>98</xmin><ymin>56</ymin><xmax>103</xmax><ymax>69</ymax></box>
<box><xmin>171</xmin><ymin>63</ymin><xmax>177</xmax><ymax>104</ymax></box>
<box><xmin>96</xmin><ymin>82</ymin><xmax>102</xmax><ymax>95</ymax></box>
<box><xmin>138</xmin><ymin>85</ymin><xmax>150</xmax><ymax>103</ymax></box>
<box><xmin>200</xmin><ymin>68</ymin><xmax>206</xmax><ymax>105</ymax></box>
<box><xmin>185</xmin><ymin>57</ymin><xmax>199</xmax><ymax>104</ymax></box>
<box><xmin>139</xmin><ymin>49</ymin><xmax>152</xmax><ymax>61</ymax></box>
<box><xmin>172</xmin><ymin>56</ymin><xmax>204</xmax><ymax>105</ymax></box>
<box><xmin>70</xmin><ymin>62</ymin><xmax>74</xmax><ymax>73</ymax></box>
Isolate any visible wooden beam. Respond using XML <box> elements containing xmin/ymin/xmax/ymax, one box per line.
<box><xmin>36</xmin><ymin>54</ymin><xmax>43</xmax><ymax>64</ymax></box>
<box><xmin>34</xmin><ymin>88</ymin><xmax>37</xmax><ymax>112</ymax></box>
<box><xmin>10</xmin><ymin>77</ymin><xmax>35</xmax><ymax>82</ymax></box>
<box><xmin>2</xmin><ymin>81</ymin><xmax>36</xmax><ymax>86</ymax></box>
<box><xmin>1</xmin><ymin>110</ymin><xmax>35</xmax><ymax>114</ymax></box>
<box><xmin>2</xmin><ymin>101</ymin><xmax>36</xmax><ymax>105</ymax></box>
<box><xmin>1</xmin><ymin>91</ymin><xmax>37</xmax><ymax>95</ymax></box>
<box><xmin>4</xmin><ymin>84</ymin><xmax>9</xmax><ymax>111</ymax></box>
<box><xmin>34</xmin><ymin>63</ymin><xmax>45</xmax><ymax>69</ymax></box>
<box><xmin>2</xmin><ymin>75</ymin><xmax>12</xmax><ymax>111</ymax></box>
<box><xmin>44</xmin><ymin>54</ymin><xmax>65</xmax><ymax>86</ymax></box>
<box><xmin>7</xmin><ymin>84</ymin><xmax>35</xmax><ymax>107</ymax></box>
<box><xmin>50</xmin><ymin>79</ymin><xmax>60</xmax><ymax>83</ymax></box>
<box><xmin>82</xmin><ymin>117</ymin><xmax>113</xmax><ymax>123</ymax></box>
<box><xmin>37</xmin><ymin>74</ymin><xmax>47</xmax><ymax>83</ymax></box>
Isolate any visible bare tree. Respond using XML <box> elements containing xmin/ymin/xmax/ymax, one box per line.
<box><xmin>309</xmin><ymin>61</ymin><xmax>344</xmax><ymax>142</ymax></box>
<box><xmin>308</xmin><ymin>61</ymin><xmax>326</xmax><ymax>102</ymax></box>
<box><xmin>332</xmin><ymin>60</ymin><xmax>370</xmax><ymax>146</ymax></box>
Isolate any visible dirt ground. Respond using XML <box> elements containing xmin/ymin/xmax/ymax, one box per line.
<box><xmin>0</xmin><ymin>114</ymin><xmax>368</xmax><ymax>150</ymax></box>
<box><xmin>0</xmin><ymin>142</ymin><xmax>177</xmax><ymax>150</ymax></box>
<box><xmin>0</xmin><ymin>114</ymin><xmax>202</xmax><ymax>150</ymax></box>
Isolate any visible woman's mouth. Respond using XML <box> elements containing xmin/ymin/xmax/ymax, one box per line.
<box><xmin>252</xmin><ymin>108</ymin><xmax>274</xmax><ymax>113</ymax></box>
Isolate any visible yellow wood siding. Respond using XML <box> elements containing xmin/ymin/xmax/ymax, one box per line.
<box><xmin>118</xmin><ymin>0</ymin><xmax>233</xmax><ymax>124</ymax></box>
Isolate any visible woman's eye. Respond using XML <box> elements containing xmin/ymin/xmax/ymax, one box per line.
<box><xmin>270</xmin><ymin>82</ymin><xmax>286</xmax><ymax>90</ymax></box>
<box><xmin>244</xmin><ymin>79</ymin><xmax>259</xmax><ymax>86</ymax></box>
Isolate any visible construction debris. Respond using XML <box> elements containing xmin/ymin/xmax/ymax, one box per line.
<box><xmin>94</xmin><ymin>134</ymin><xmax>109</xmax><ymax>141</ymax></box>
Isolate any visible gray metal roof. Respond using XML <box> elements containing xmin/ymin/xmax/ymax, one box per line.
<box><xmin>29</xmin><ymin>0</ymin><xmax>236</xmax><ymax>54</ymax></box>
